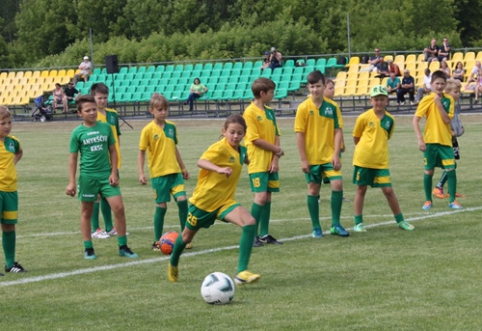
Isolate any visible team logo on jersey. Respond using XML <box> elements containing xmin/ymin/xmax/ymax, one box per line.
<box><xmin>167</xmin><ymin>128</ymin><xmax>174</xmax><ymax>138</ymax></box>
<box><xmin>309</xmin><ymin>110</ymin><xmax>314</xmax><ymax>115</ymax></box>
<box><xmin>323</xmin><ymin>106</ymin><xmax>334</xmax><ymax>116</ymax></box>
<box><xmin>384</xmin><ymin>121</ymin><xmax>391</xmax><ymax>130</ymax></box>
<box><xmin>229</xmin><ymin>156</ymin><xmax>235</xmax><ymax>163</ymax></box>
<box><xmin>265</xmin><ymin>111</ymin><xmax>273</xmax><ymax>120</ymax></box>
<box><xmin>257</xmin><ymin>115</ymin><xmax>262</xmax><ymax>121</ymax></box>
<box><xmin>153</xmin><ymin>134</ymin><xmax>159</xmax><ymax>140</ymax></box>
<box><xmin>7</xmin><ymin>141</ymin><xmax>16</xmax><ymax>153</ymax></box>
<box><xmin>369</xmin><ymin>121</ymin><xmax>374</xmax><ymax>127</ymax></box>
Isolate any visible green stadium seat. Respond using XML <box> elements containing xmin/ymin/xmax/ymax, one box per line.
<box><xmin>220</xmin><ymin>69</ymin><xmax>231</xmax><ymax>77</ymax></box>
<box><xmin>284</xmin><ymin>59</ymin><xmax>295</xmax><ymax>67</ymax></box>
<box><xmin>237</xmin><ymin>82</ymin><xmax>249</xmax><ymax>91</ymax></box>
<box><xmin>137</xmin><ymin>66</ymin><xmax>147</xmax><ymax>74</ymax></box>
<box><xmin>159</xmin><ymin>78</ymin><xmax>169</xmax><ymax>86</ymax></box>
<box><xmin>223</xmin><ymin>62</ymin><xmax>233</xmax><ymax>71</ymax></box>
<box><xmin>243</xmin><ymin>62</ymin><xmax>253</xmax><ymax>70</ymax></box>
<box><xmin>227</xmin><ymin>76</ymin><xmax>238</xmax><ymax>84</ymax></box>
<box><xmin>232</xmin><ymin>89</ymin><xmax>244</xmax><ymax>100</ymax></box>
<box><xmin>288</xmin><ymin>81</ymin><xmax>301</xmax><ymax>91</ymax></box>
<box><xmin>143</xmin><ymin>72</ymin><xmax>154</xmax><ymax>81</ymax></box>
<box><xmin>231</xmin><ymin>69</ymin><xmax>241</xmax><ymax>77</ymax></box>
<box><xmin>119</xmin><ymin>67</ymin><xmax>128</xmax><ymax>75</ymax></box>
<box><xmin>278</xmin><ymin>81</ymin><xmax>289</xmax><ymax>90</ymax></box>
<box><xmin>170</xmin><ymin>78</ymin><xmax>180</xmax><ymax>85</ymax></box>
<box><xmin>146</xmin><ymin>65</ymin><xmax>156</xmax><ymax>73</ymax></box>
<box><xmin>118</xmin><ymin>93</ymin><xmax>131</xmax><ymax>103</ymax></box>
<box><xmin>307</xmin><ymin>59</ymin><xmax>316</xmax><ymax>67</ymax></box>
<box><xmin>253</xmin><ymin>60</ymin><xmax>263</xmax><ymax>68</ymax></box>
<box><xmin>162</xmin><ymin>72</ymin><xmax>173</xmax><ymax>80</ymax></box>
<box><xmin>226</xmin><ymin>83</ymin><xmax>237</xmax><ymax>91</ymax></box>
<box><xmin>325</xmin><ymin>57</ymin><xmax>338</xmax><ymax>69</ymax></box>
<box><xmin>242</xmin><ymin>89</ymin><xmax>252</xmax><ymax>100</ymax></box>
<box><xmin>193</xmin><ymin>63</ymin><xmax>203</xmax><ymax>71</ymax></box>
<box><xmin>275</xmin><ymin>88</ymin><xmax>288</xmax><ymax>99</ymax></box>
<box><xmin>136</xmin><ymin>86</ymin><xmax>147</xmax><ymax>94</ymax></box>
<box><xmin>233</xmin><ymin>62</ymin><xmax>243</xmax><ymax>70</ymax></box>
<box><xmin>184</xmin><ymin>64</ymin><xmax>193</xmax><ymax>73</ymax></box>
<box><xmin>210</xmin><ymin>69</ymin><xmax>222</xmax><ymax>78</ymax></box>
<box><xmin>174</xmin><ymin>64</ymin><xmax>184</xmax><ymax>72</ymax></box>
<box><xmin>178</xmin><ymin>77</ymin><xmax>189</xmax><ymax>86</ymax></box>
<box><xmin>218</xmin><ymin>76</ymin><xmax>228</xmax><ymax>86</ymax></box>
<box><xmin>156</xmin><ymin>65</ymin><xmax>165</xmax><ymax>73</ymax></box>
<box><xmin>241</xmin><ymin>68</ymin><xmax>252</xmax><ymax>76</ymax></box>
<box><xmin>191</xmin><ymin>70</ymin><xmax>202</xmax><ymax>79</ymax></box>
<box><xmin>171</xmin><ymin>71</ymin><xmax>182</xmax><ymax>80</ymax></box>
<box><xmin>316</xmin><ymin>58</ymin><xmax>327</xmax><ymax>68</ymax></box>
<box><xmin>203</xmin><ymin>63</ymin><xmax>213</xmax><ymax>71</ymax></box>
<box><xmin>131</xmin><ymin>92</ymin><xmax>142</xmax><ymax>101</ymax></box>
<box><xmin>260</xmin><ymin>70</ymin><xmax>271</xmax><ymax>78</ymax></box>
<box><xmin>134</xmin><ymin>73</ymin><xmax>144</xmax><ymax>81</ymax></box>
<box><xmin>213</xmin><ymin>63</ymin><xmax>223</xmax><ymax>71</ymax></box>
<box><xmin>165</xmin><ymin>65</ymin><xmax>175</xmax><ymax>72</ymax></box>
<box><xmin>211</xmin><ymin>90</ymin><xmax>224</xmax><ymax>100</ymax></box>
<box><xmin>139</xmin><ymin>79</ymin><xmax>150</xmax><ymax>87</ymax></box>
<box><xmin>124</xmin><ymin>73</ymin><xmax>135</xmax><ymax>81</ymax></box>
<box><xmin>239</xmin><ymin>75</ymin><xmax>251</xmax><ymax>84</ymax></box>
<box><xmin>207</xmin><ymin>77</ymin><xmax>218</xmax><ymax>85</ymax></box>
<box><xmin>128</xmin><ymin>67</ymin><xmax>137</xmax><ymax>74</ymax></box>
<box><xmin>93</xmin><ymin>68</ymin><xmax>102</xmax><ymax>75</ymax></box>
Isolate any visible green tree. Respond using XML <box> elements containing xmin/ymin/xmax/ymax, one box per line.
<box><xmin>454</xmin><ymin>0</ymin><xmax>482</xmax><ymax>46</ymax></box>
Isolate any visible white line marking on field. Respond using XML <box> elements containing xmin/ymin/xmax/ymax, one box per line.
<box><xmin>1</xmin><ymin>206</ymin><xmax>481</xmax><ymax>287</ymax></box>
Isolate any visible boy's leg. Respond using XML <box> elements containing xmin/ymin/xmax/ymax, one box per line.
<box><xmin>353</xmin><ymin>185</ymin><xmax>367</xmax><ymax>232</ymax></box>
<box><xmin>423</xmin><ymin>171</ymin><xmax>434</xmax><ymax>208</ymax></box>
<box><xmin>154</xmin><ymin>204</ymin><xmax>167</xmax><ymax>242</ymax></box>
<box><xmin>176</xmin><ymin>196</ymin><xmax>188</xmax><ymax>232</ymax></box>
<box><xmin>329</xmin><ymin>179</ymin><xmax>349</xmax><ymax>236</ymax></box>
<box><xmin>100</xmin><ymin>197</ymin><xmax>114</xmax><ymax>233</ymax></box>
<box><xmin>81</xmin><ymin>201</ymin><xmax>96</xmax><ymax>259</ymax></box>
<box><xmin>446</xmin><ymin>169</ymin><xmax>458</xmax><ymax>204</ymax></box>
<box><xmin>2</xmin><ymin>224</ymin><xmax>16</xmax><ymax>269</ymax></box>
<box><xmin>259</xmin><ymin>194</ymin><xmax>282</xmax><ymax>245</ymax></box>
<box><xmin>307</xmin><ymin>182</ymin><xmax>322</xmax><ymax>237</ymax></box>
<box><xmin>90</xmin><ymin>199</ymin><xmax>100</xmax><ymax>230</ymax></box>
<box><xmin>169</xmin><ymin>227</ymin><xmax>197</xmax><ymax>282</ymax></box>
<box><xmin>250</xmin><ymin>197</ymin><xmax>264</xmax><ymax>246</ymax></box>
<box><xmin>106</xmin><ymin>195</ymin><xmax>138</xmax><ymax>258</ymax></box>
<box><xmin>381</xmin><ymin>187</ymin><xmax>414</xmax><ymax>231</ymax></box>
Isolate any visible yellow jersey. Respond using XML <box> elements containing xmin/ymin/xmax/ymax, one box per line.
<box><xmin>97</xmin><ymin>108</ymin><xmax>121</xmax><ymax>168</ymax></box>
<box><xmin>0</xmin><ymin>135</ymin><xmax>21</xmax><ymax>192</ymax></box>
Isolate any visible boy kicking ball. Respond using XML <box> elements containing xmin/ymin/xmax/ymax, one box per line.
<box><xmin>352</xmin><ymin>86</ymin><xmax>414</xmax><ymax>232</ymax></box>
<box><xmin>66</xmin><ymin>95</ymin><xmax>138</xmax><ymax>260</ymax></box>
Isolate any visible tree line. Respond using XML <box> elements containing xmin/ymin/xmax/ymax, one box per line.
<box><xmin>1</xmin><ymin>0</ymin><xmax>481</xmax><ymax>68</ymax></box>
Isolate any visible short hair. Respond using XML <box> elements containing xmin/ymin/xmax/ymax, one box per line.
<box><xmin>224</xmin><ymin>114</ymin><xmax>247</xmax><ymax>133</ymax></box>
<box><xmin>307</xmin><ymin>70</ymin><xmax>325</xmax><ymax>85</ymax></box>
<box><xmin>445</xmin><ymin>79</ymin><xmax>461</xmax><ymax>92</ymax></box>
<box><xmin>251</xmin><ymin>78</ymin><xmax>276</xmax><ymax>98</ymax></box>
<box><xmin>325</xmin><ymin>78</ymin><xmax>334</xmax><ymax>86</ymax></box>
<box><xmin>76</xmin><ymin>94</ymin><xmax>97</xmax><ymax>112</ymax></box>
<box><xmin>0</xmin><ymin>105</ymin><xmax>11</xmax><ymax>120</ymax></box>
<box><xmin>90</xmin><ymin>82</ymin><xmax>109</xmax><ymax>96</ymax></box>
<box><xmin>425</xmin><ymin>68</ymin><xmax>431</xmax><ymax>74</ymax></box>
<box><xmin>150</xmin><ymin>92</ymin><xmax>169</xmax><ymax>109</ymax></box>
<box><xmin>431</xmin><ymin>70</ymin><xmax>447</xmax><ymax>83</ymax></box>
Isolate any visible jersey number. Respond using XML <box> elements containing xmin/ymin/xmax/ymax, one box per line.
<box><xmin>187</xmin><ymin>213</ymin><xmax>198</xmax><ymax>227</ymax></box>
<box><xmin>252</xmin><ymin>178</ymin><xmax>261</xmax><ymax>188</ymax></box>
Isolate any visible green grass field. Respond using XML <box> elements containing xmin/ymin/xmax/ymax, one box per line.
<box><xmin>0</xmin><ymin>114</ymin><xmax>481</xmax><ymax>331</ymax></box>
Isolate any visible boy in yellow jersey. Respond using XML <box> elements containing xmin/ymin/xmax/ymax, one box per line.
<box><xmin>413</xmin><ymin>70</ymin><xmax>462</xmax><ymax>210</ymax></box>
<box><xmin>243</xmin><ymin>78</ymin><xmax>284</xmax><ymax>247</ymax></box>
<box><xmin>168</xmin><ymin>115</ymin><xmax>260</xmax><ymax>285</ymax></box>
<box><xmin>89</xmin><ymin>83</ymin><xmax>121</xmax><ymax>238</ymax></box>
<box><xmin>352</xmin><ymin>86</ymin><xmax>415</xmax><ymax>232</ymax></box>
<box><xmin>138</xmin><ymin>93</ymin><xmax>191</xmax><ymax>250</ymax></box>
<box><xmin>294</xmin><ymin>70</ymin><xmax>349</xmax><ymax>238</ymax></box>
<box><xmin>0</xmin><ymin>106</ymin><xmax>27</xmax><ymax>274</ymax></box>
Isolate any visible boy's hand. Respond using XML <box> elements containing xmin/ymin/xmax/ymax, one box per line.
<box><xmin>275</xmin><ymin>147</ymin><xmax>284</xmax><ymax>158</ymax></box>
<box><xmin>417</xmin><ymin>138</ymin><xmax>426</xmax><ymax>152</ymax></box>
<box><xmin>269</xmin><ymin>158</ymin><xmax>279</xmax><ymax>173</ymax></box>
<box><xmin>109</xmin><ymin>174</ymin><xmax>119</xmax><ymax>187</ymax></box>
<box><xmin>182</xmin><ymin>169</ymin><xmax>190</xmax><ymax>180</ymax></box>
<box><xmin>217</xmin><ymin>167</ymin><xmax>233</xmax><ymax>178</ymax></box>
<box><xmin>65</xmin><ymin>183</ymin><xmax>76</xmax><ymax>197</ymax></box>
<box><xmin>332</xmin><ymin>155</ymin><xmax>342</xmax><ymax>171</ymax></box>
<box><xmin>139</xmin><ymin>174</ymin><xmax>147</xmax><ymax>185</ymax></box>
<box><xmin>300</xmin><ymin>160</ymin><xmax>310</xmax><ymax>173</ymax></box>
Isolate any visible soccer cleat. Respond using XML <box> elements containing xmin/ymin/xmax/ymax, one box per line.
<box><xmin>342</xmin><ymin>196</ymin><xmax>350</xmax><ymax>202</ymax></box>
<box><xmin>234</xmin><ymin>270</ymin><xmax>261</xmax><ymax>285</ymax></box>
<box><xmin>312</xmin><ymin>228</ymin><xmax>323</xmax><ymax>238</ymax></box>
<box><xmin>119</xmin><ymin>246</ymin><xmax>138</xmax><ymax>258</ymax></box>
<box><xmin>84</xmin><ymin>248</ymin><xmax>96</xmax><ymax>260</ymax></box>
<box><xmin>455</xmin><ymin>192</ymin><xmax>466</xmax><ymax>198</ymax></box>
<box><xmin>168</xmin><ymin>263</ymin><xmax>178</xmax><ymax>282</ymax></box>
<box><xmin>185</xmin><ymin>242</ymin><xmax>194</xmax><ymax>249</ymax></box>
<box><xmin>432</xmin><ymin>187</ymin><xmax>445</xmax><ymax>199</ymax></box>
<box><xmin>448</xmin><ymin>201</ymin><xmax>463</xmax><ymax>209</ymax></box>
<box><xmin>152</xmin><ymin>241</ymin><xmax>160</xmax><ymax>251</ymax></box>
<box><xmin>106</xmin><ymin>228</ymin><xmax>129</xmax><ymax>236</ymax></box>
<box><xmin>5</xmin><ymin>262</ymin><xmax>27</xmax><ymax>273</ymax></box>
<box><xmin>259</xmin><ymin>234</ymin><xmax>283</xmax><ymax>244</ymax></box>
<box><xmin>422</xmin><ymin>201</ymin><xmax>432</xmax><ymax>210</ymax></box>
<box><xmin>92</xmin><ymin>228</ymin><xmax>110</xmax><ymax>239</ymax></box>
<box><xmin>253</xmin><ymin>236</ymin><xmax>264</xmax><ymax>247</ymax></box>
<box><xmin>398</xmin><ymin>221</ymin><xmax>415</xmax><ymax>231</ymax></box>
<box><xmin>330</xmin><ymin>224</ymin><xmax>350</xmax><ymax>237</ymax></box>
<box><xmin>353</xmin><ymin>223</ymin><xmax>367</xmax><ymax>232</ymax></box>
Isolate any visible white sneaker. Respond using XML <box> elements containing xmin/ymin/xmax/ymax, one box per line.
<box><xmin>92</xmin><ymin>228</ymin><xmax>110</xmax><ymax>239</ymax></box>
<box><xmin>106</xmin><ymin>228</ymin><xmax>129</xmax><ymax>236</ymax></box>
<box><xmin>400</xmin><ymin>102</ymin><xmax>405</xmax><ymax>105</ymax></box>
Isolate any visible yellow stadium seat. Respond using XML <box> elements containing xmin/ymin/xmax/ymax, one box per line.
<box><xmin>57</xmin><ymin>75</ymin><xmax>70</xmax><ymax>84</ymax></box>
<box><xmin>66</xmin><ymin>69</ymin><xmax>75</xmax><ymax>77</ymax></box>
<box><xmin>384</xmin><ymin>55</ymin><xmax>393</xmax><ymax>62</ymax></box>
<box><xmin>347</xmin><ymin>64</ymin><xmax>360</xmax><ymax>72</ymax></box>
<box><xmin>16</xmin><ymin>71</ymin><xmax>24</xmax><ymax>79</ymax></box>
<box><xmin>405</xmin><ymin>54</ymin><xmax>417</xmax><ymax>64</ymax></box>
<box><xmin>476</xmin><ymin>51</ymin><xmax>482</xmax><ymax>61</ymax></box>
<box><xmin>381</xmin><ymin>77</ymin><xmax>389</xmax><ymax>86</ymax></box>
<box><xmin>40</xmin><ymin>70</ymin><xmax>50</xmax><ymax>78</ymax></box>
<box><xmin>19</xmin><ymin>78</ymin><xmax>29</xmax><ymax>85</ymax></box>
<box><xmin>347</xmin><ymin>71</ymin><xmax>358</xmax><ymax>81</ymax></box>
<box><xmin>343</xmin><ymin>86</ymin><xmax>357</xmax><ymax>97</ymax></box>
<box><xmin>32</xmin><ymin>71</ymin><xmax>41</xmax><ymax>78</ymax></box>
<box><xmin>346</xmin><ymin>56</ymin><xmax>360</xmax><ymax>68</ymax></box>
<box><xmin>7</xmin><ymin>72</ymin><xmax>16</xmax><ymax>79</ymax></box>
<box><xmin>465</xmin><ymin>60</ymin><xmax>475</xmax><ymax>72</ymax></box>
<box><xmin>334</xmin><ymin>79</ymin><xmax>345</xmax><ymax>90</ymax></box>
<box><xmin>23</xmin><ymin>71</ymin><xmax>32</xmax><ymax>78</ymax></box>
<box><xmin>394</xmin><ymin>55</ymin><xmax>405</xmax><ymax>63</ymax></box>
<box><xmin>452</xmin><ymin>52</ymin><xmax>463</xmax><ymax>63</ymax></box>
<box><xmin>58</xmin><ymin>69</ymin><xmax>67</xmax><ymax>77</ymax></box>
<box><xmin>334</xmin><ymin>86</ymin><xmax>344</xmax><ymax>97</ymax></box>
<box><xmin>335</xmin><ymin>71</ymin><xmax>347</xmax><ymax>81</ymax></box>
<box><xmin>49</xmin><ymin>70</ymin><xmax>58</xmax><ymax>77</ymax></box>
<box><xmin>464</xmin><ymin>52</ymin><xmax>475</xmax><ymax>62</ymax></box>
<box><xmin>358</xmin><ymin>71</ymin><xmax>370</xmax><ymax>82</ymax></box>
<box><xmin>355</xmin><ymin>85</ymin><xmax>369</xmax><ymax>96</ymax></box>
<box><xmin>429</xmin><ymin>61</ymin><xmax>440</xmax><ymax>72</ymax></box>
<box><xmin>0</xmin><ymin>72</ymin><xmax>8</xmax><ymax>79</ymax></box>
<box><xmin>346</xmin><ymin>79</ymin><xmax>357</xmax><ymax>87</ymax></box>
<box><xmin>416</xmin><ymin>54</ymin><xmax>425</xmax><ymax>62</ymax></box>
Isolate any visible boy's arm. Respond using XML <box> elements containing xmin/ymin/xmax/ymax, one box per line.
<box><xmin>332</xmin><ymin>128</ymin><xmax>342</xmax><ymax>170</ymax></box>
<box><xmin>108</xmin><ymin>144</ymin><xmax>119</xmax><ymax>186</ymax></box>
<box><xmin>296</xmin><ymin>132</ymin><xmax>310</xmax><ymax>173</ymax></box>
<box><xmin>175</xmin><ymin>147</ymin><xmax>190</xmax><ymax>180</ymax></box>
<box><xmin>66</xmin><ymin>153</ymin><xmax>78</xmax><ymax>196</ymax></box>
<box><xmin>138</xmin><ymin>149</ymin><xmax>147</xmax><ymax>185</ymax></box>
<box><xmin>433</xmin><ymin>94</ymin><xmax>451</xmax><ymax>124</ymax></box>
<box><xmin>252</xmin><ymin>138</ymin><xmax>284</xmax><ymax>157</ymax></box>
<box><xmin>268</xmin><ymin>136</ymin><xmax>281</xmax><ymax>173</ymax></box>
<box><xmin>197</xmin><ymin>159</ymin><xmax>232</xmax><ymax>178</ymax></box>
<box><xmin>412</xmin><ymin>116</ymin><xmax>426</xmax><ymax>152</ymax></box>
<box><xmin>353</xmin><ymin>137</ymin><xmax>360</xmax><ymax>146</ymax></box>
<box><xmin>14</xmin><ymin>148</ymin><xmax>23</xmax><ymax>165</ymax></box>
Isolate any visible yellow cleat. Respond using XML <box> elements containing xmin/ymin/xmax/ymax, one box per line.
<box><xmin>185</xmin><ymin>242</ymin><xmax>194</xmax><ymax>249</ymax></box>
<box><xmin>168</xmin><ymin>263</ymin><xmax>178</xmax><ymax>282</ymax></box>
<box><xmin>234</xmin><ymin>270</ymin><xmax>260</xmax><ymax>285</ymax></box>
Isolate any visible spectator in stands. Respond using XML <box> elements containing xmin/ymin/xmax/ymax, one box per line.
<box><xmin>63</xmin><ymin>82</ymin><xmax>79</xmax><ymax>113</ymax></box>
<box><xmin>440</xmin><ymin>60</ymin><xmax>451</xmax><ymax>77</ymax></box>
<box><xmin>396</xmin><ymin>69</ymin><xmax>415</xmax><ymax>105</ymax></box>
<box><xmin>269</xmin><ymin>47</ymin><xmax>282</xmax><ymax>71</ymax></box>
<box><xmin>360</xmin><ymin>48</ymin><xmax>383</xmax><ymax>72</ymax></box>
<box><xmin>452</xmin><ymin>61</ymin><xmax>465</xmax><ymax>82</ymax></box>
<box><xmin>72</xmin><ymin>56</ymin><xmax>93</xmax><ymax>86</ymax></box>
<box><xmin>467</xmin><ymin>61</ymin><xmax>481</xmax><ymax>84</ymax></box>
<box><xmin>424</xmin><ymin>39</ymin><xmax>439</xmax><ymax>63</ymax></box>
<box><xmin>261</xmin><ymin>51</ymin><xmax>270</xmax><ymax>70</ymax></box>
<box><xmin>386</xmin><ymin>72</ymin><xmax>401</xmax><ymax>95</ymax></box>
<box><xmin>185</xmin><ymin>78</ymin><xmax>208</xmax><ymax>111</ymax></box>
<box><xmin>52</xmin><ymin>83</ymin><xmax>67</xmax><ymax>113</ymax></box>
<box><xmin>474</xmin><ymin>68</ymin><xmax>482</xmax><ymax>104</ymax></box>
<box><xmin>376</xmin><ymin>57</ymin><xmax>389</xmax><ymax>76</ymax></box>
<box><xmin>416</xmin><ymin>68</ymin><xmax>432</xmax><ymax>104</ymax></box>
<box><xmin>387</xmin><ymin>59</ymin><xmax>401</xmax><ymax>76</ymax></box>
<box><xmin>437</xmin><ymin>38</ymin><xmax>451</xmax><ymax>61</ymax></box>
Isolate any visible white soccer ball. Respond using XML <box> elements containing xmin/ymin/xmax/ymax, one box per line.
<box><xmin>200</xmin><ymin>272</ymin><xmax>235</xmax><ymax>305</ymax></box>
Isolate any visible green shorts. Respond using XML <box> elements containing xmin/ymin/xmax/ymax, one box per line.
<box><xmin>249</xmin><ymin>172</ymin><xmax>280</xmax><ymax>193</ymax></box>
<box><xmin>424</xmin><ymin>143</ymin><xmax>455</xmax><ymax>170</ymax></box>
<box><xmin>305</xmin><ymin>163</ymin><xmax>342</xmax><ymax>185</ymax></box>
<box><xmin>185</xmin><ymin>200</ymin><xmax>240</xmax><ymax>231</ymax></box>
<box><xmin>151</xmin><ymin>173</ymin><xmax>186</xmax><ymax>203</ymax></box>
<box><xmin>78</xmin><ymin>175</ymin><xmax>121</xmax><ymax>202</ymax></box>
<box><xmin>0</xmin><ymin>191</ymin><xmax>18</xmax><ymax>224</ymax></box>
<box><xmin>353</xmin><ymin>166</ymin><xmax>392</xmax><ymax>187</ymax></box>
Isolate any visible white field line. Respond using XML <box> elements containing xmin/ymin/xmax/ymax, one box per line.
<box><xmin>1</xmin><ymin>206</ymin><xmax>481</xmax><ymax>287</ymax></box>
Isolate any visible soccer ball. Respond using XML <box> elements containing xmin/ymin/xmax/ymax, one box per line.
<box><xmin>200</xmin><ymin>272</ymin><xmax>235</xmax><ymax>305</ymax></box>
<box><xmin>159</xmin><ymin>231</ymin><xmax>179</xmax><ymax>255</ymax></box>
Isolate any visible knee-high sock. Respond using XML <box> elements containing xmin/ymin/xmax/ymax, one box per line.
<box><xmin>250</xmin><ymin>203</ymin><xmax>263</xmax><ymax>236</ymax></box>
<box><xmin>424</xmin><ymin>173</ymin><xmax>433</xmax><ymax>202</ymax></box>
<box><xmin>446</xmin><ymin>170</ymin><xmax>457</xmax><ymax>203</ymax></box>
<box><xmin>307</xmin><ymin>195</ymin><xmax>320</xmax><ymax>229</ymax></box>
<box><xmin>331</xmin><ymin>190</ymin><xmax>343</xmax><ymax>227</ymax></box>
<box><xmin>91</xmin><ymin>202</ymin><xmax>100</xmax><ymax>232</ymax></box>
<box><xmin>437</xmin><ymin>171</ymin><xmax>448</xmax><ymax>189</ymax></box>
<box><xmin>170</xmin><ymin>235</ymin><xmax>187</xmax><ymax>267</ymax></box>
<box><xmin>259</xmin><ymin>201</ymin><xmax>271</xmax><ymax>237</ymax></box>
<box><xmin>154</xmin><ymin>206</ymin><xmax>167</xmax><ymax>242</ymax></box>
<box><xmin>177</xmin><ymin>200</ymin><xmax>188</xmax><ymax>232</ymax></box>
<box><xmin>117</xmin><ymin>235</ymin><xmax>127</xmax><ymax>247</ymax></box>
<box><xmin>100</xmin><ymin>197</ymin><xmax>113</xmax><ymax>232</ymax></box>
<box><xmin>238</xmin><ymin>224</ymin><xmax>256</xmax><ymax>273</ymax></box>
<box><xmin>2</xmin><ymin>231</ymin><xmax>15</xmax><ymax>269</ymax></box>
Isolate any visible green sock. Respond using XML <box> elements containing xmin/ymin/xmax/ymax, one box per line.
<box><xmin>250</xmin><ymin>203</ymin><xmax>264</xmax><ymax>236</ymax></box>
<box><xmin>331</xmin><ymin>190</ymin><xmax>343</xmax><ymax>227</ymax></box>
<box><xmin>307</xmin><ymin>195</ymin><xmax>320</xmax><ymax>229</ymax></box>
<box><xmin>154</xmin><ymin>206</ymin><xmax>167</xmax><ymax>242</ymax></box>
<box><xmin>446</xmin><ymin>170</ymin><xmax>457</xmax><ymax>203</ymax></box>
<box><xmin>117</xmin><ymin>235</ymin><xmax>127</xmax><ymax>247</ymax></box>
<box><xmin>100</xmin><ymin>197</ymin><xmax>113</xmax><ymax>232</ymax></box>
<box><xmin>91</xmin><ymin>202</ymin><xmax>100</xmax><ymax>232</ymax></box>
<box><xmin>177</xmin><ymin>199</ymin><xmax>188</xmax><ymax>232</ymax></box>
<box><xmin>260</xmin><ymin>201</ymin><xmax>271</xmax><ymax>237</ymax></box>
<box><xmin>83</xmin><ymin>240</ymin><xmax>93</xmax><ymax>250</ymax></box>
<box><xmin>354</xmin><ymin>215</ymin><xmax>363</xmax><ymax>225</ymax></box>
<box><xmin>394</xmin><ymin>213</ymin><xmax>404</xmax><ymax>224</ymax></box>
<box><xmin>238</xmin><ymin>224</ymin><xmax>256</xmax><ymax>273</ymax></box>
<box><xmin>423</xmin><ymin>173</ymin><xmax>433</xmax><ymax>202</ymax></box>
<box><xmin>170</xmin><ymin>235</ymin><xmax>187</xmax><ymax>267</ymax></box>
<box><xmin>2</xmin><ymin>231</ymin><xmax>15</xmax><ymax>268</ymax></box>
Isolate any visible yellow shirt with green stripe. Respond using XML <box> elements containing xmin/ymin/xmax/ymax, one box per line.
<box><xmin>189</xmin><ymin>138</ymin><xmax>247</xmax><ymax>212</ymax></box>
<box><xmin>353</xmin><ymin>109</ymin><xmax>395</xmax><ymax>169</ymax></box>
<box><xmin>414</xmin><ymin>93</ymin><xmax>454</xmax><ymax>147</ymax></box>
<box><xmin>0</xmin><ymin>135</ymin><xmax>21</xmax><ymax>192</ymax></box>
<box><xmin>139</xmin><ymin>120</ymin><xmax>181</xmax><ymax>178</ymax></box>
<box><xmin>294</xmin><ymin>96</ymin><xmax>343</xmax><ymax>165</ymax></box>
<box><xmin>243</xmin><ymin>102</ymin><xmax>280</xmax><ymax>174</ymax></box>
<box><xmin>97</xmin><ymin>108</ymin><xmax>121</xmax><ymax>168</ymax></box>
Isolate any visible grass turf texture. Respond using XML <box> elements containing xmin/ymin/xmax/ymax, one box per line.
<box><xmin>0</xmin><ymin>114</ymin><xmax>480</xmax><ymax>331</ymax></box>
